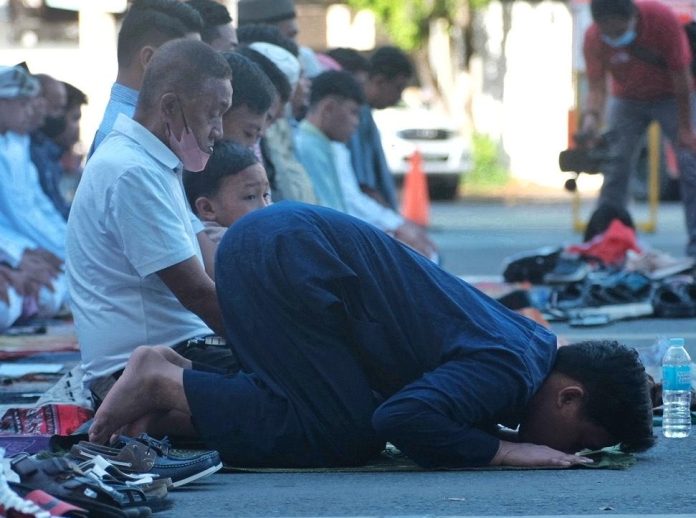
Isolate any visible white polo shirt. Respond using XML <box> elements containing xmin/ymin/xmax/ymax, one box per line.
<box><xmin>67</xmin><ymin>114</ymin><xmax>212</xmax><ymax>385</ymax></box>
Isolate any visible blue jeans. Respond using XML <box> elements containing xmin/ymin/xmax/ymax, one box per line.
<box><xmin>600</xmin><ymin>95</ymin><xmax>696</xmax><ymax>257</ymax></box>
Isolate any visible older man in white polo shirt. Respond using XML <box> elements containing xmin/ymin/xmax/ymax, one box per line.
<box><xmin>67</xmin><ymin>40</ymin><xmax>234</xmax><ymax>404</ymax></box>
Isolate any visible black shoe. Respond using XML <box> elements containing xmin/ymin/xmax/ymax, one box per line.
<box><xmin>652</xmin><ymin>280</ymin><xmax>696</xmax><ymax>318</ymax></box>
<box><xmin>502</xmin><ymin>246</ymin><xmax>562</xmax><ymax>284</ymax></box>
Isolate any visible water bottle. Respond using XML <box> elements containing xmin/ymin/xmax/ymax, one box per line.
<box><xmin>662</xmin><ymin>338</ymin><xmax>692</xmax><ymax>438</ymax></box>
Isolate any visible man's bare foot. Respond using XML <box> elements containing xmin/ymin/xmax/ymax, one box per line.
<box><xmin>89</xmin><ymin>346</ymin><xmax>185</xmax><ymax>444</ymax></box>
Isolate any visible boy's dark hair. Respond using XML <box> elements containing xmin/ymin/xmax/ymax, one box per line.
<box><xmin>369</xmin><ymin>45</ymin><xmax>414</xmax><ymax>80</ymax></box>
<box><xmin>222</xmin><ymin>52</ymin><xmax>275</xmax><ymax>114</ymax></box>
<box><xmin>237</xmin><ymin>24</ymin><xmax>299</xmax><ymax>57</ymax></box>
<box><xmin>139</xmin><ymin>39</ymin><xmax>231</xmax><ymax>111</ymax></box>
<box><xmin>555</xmin><ymin>340</ymin><xmax>655</xmax><ymax>453</ymax></box>
<box><xmin>309</xmin><ymin>70</ymin><xmax>364</xmax><ymax>107</ymax></box>
<box><xmin>327</xmin><ymin>47</ymin><xmax>370</xmax><ymax>75</ymax></box>
<box><xmin>117</xmin><ymin>0</ymin><xmax>203</xmax><ymax>67</ymax></box>
<box><xmin>63</xmin><ymin>82</ymin><xmax>88</xmax><ymax>110</ymax></box>
<box><xmin>590</xmin><ymin>0</ymin><xmax>635</xmax><ymax>21</ymax></box>
<box><xmin>183</xmin><ymin>140</ymin><xmax>259</xmax><ymax>211</ymax></box>
<box><xmin>186</xmin><ymin>0</ymin><xmax>233</xmax><ymax>45</ymax></box>
<box><xmin>237</xmin><ymin>47</ymin><xmax>292</xmax><ymax>104</ymax></box>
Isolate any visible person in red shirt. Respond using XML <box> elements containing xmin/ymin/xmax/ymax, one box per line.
<box><xmin>581</xmin><ymin>0</ymin><xmax>696</xmax><ymax>257</ymax></box>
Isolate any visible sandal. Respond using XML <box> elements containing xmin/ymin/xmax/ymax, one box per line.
<box><xmin>10</xmin><ymin>455</ymin><xmax>151</xmax><ymax>518</ymax></box>
<box><xmin>77</xmin><ymin>456</ymin><xmax>170</xmax><ymax>510</ymax></box>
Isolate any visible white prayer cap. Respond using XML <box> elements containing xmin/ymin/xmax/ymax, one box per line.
<box><xmin>248</xmin><ymin>42</ymin><xmax>301</xmax><ymax>90</ymax></box>
<box><xmin>0</xmin><ymin>66</ymin><xmax>40</xmax><ymax>99</ymax></box>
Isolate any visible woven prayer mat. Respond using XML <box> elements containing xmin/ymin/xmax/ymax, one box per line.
<box><xmin>221</xmin><ymin>445</ymin><xmax>635</xmax><ymax>473</ymax></box>
<box><xmin>0</xmin><ymin>322</ymin><xmax>78</xmax><ymax>360</ymax></box>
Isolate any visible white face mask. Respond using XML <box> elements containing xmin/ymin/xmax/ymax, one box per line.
<box><xmin>167</xmin><ymin>99</ymin><xmax>211</xmax><ymax>173</ymax></box>
<box><xmin>601</xmin><ymin>19</ymin><xmax>637</xmax><ymax>48</ymax></box>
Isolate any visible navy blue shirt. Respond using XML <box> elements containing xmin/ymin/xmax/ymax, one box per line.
<box><xmin>214</xmin><ymin>203</ymin><xmax>558</xmax><ymax>467</ymax></box>
<box><xmin>31</xmin><ymin>131</ymin><xmax>70</xmax><ymax>220</ymax></box>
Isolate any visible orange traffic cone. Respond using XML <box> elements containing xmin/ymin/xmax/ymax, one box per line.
<box><xmin>401</xmin><ymin>150</ymin><xmax>430</xmax><ymax>226</ymax></box>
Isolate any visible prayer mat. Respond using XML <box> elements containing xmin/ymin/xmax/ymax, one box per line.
<box><xmin>0</xmin><ymin>404</ymin><xmax>92</xmax><ymax>435</ymax></box>
<box><xmin>0</xmin><ymin>325</ymin><xmax>78</xmax><ymax>360</ymax></box>
<box><xmin>221</xmin><ymin>445</ymin><xmax>635</xmax><ymax>473</ymax></box>
<box><xmin>0</xmin><ymin>434</ymin><xmax>52</xmax><ymax>456</ymax></box>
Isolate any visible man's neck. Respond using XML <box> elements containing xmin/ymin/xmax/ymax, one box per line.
<box><xmin>115</xmin><ymin>68</ymin><xmax>143</xmax><ymax>91</ymax></box>
<box><xmin>304</xmin><ymin>113</ymin><xmax>332</xmax><ymax>142</ymax></box>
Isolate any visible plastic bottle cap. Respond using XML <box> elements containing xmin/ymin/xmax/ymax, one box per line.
<box><xmin>669</xmin><ymin>337</ymin><xmax>686</xmax><ymax>347</ymax></box>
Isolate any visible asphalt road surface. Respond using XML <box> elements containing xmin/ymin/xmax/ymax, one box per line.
<box><xmin>166</xmin><ymin>200</ymin><xmax>696</xmax><ymax>517</ymax></box>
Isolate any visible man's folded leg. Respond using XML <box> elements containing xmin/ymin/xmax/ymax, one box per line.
<box><xmin>183</xmin><ymin>368</ymin><xmax>382</xmax><ymax>468</ymax></box>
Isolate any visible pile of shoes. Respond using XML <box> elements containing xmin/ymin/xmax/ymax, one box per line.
<box><xmin>0</xmin><ymin>433</ymin><xmax>222</xmax><ymax>517</ymax></box>
<box><xmin>501</xmin><ymin>243</ymin><xmax>695</xmax><ymax>327</ymax></box>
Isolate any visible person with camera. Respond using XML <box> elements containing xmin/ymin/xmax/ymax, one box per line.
<box><xmin>581</xmin><ymin>0</ymin><xmax>696</xmax><ymax>257</ymax></box>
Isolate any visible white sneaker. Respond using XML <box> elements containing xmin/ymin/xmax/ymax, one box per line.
<box><xmin>625</xmin><ymin>249</ymin><xmax>695</xmax><ymax>280</ymax></box>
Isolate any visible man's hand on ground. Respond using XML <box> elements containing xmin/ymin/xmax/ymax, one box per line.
<box><xmin>491</xmin><ymin>440</ymin><xmax>594</xmax><ymax>468</ymax></box>
<box><xmin>394</xmin><ymin>221</ymin><xmax>437</xmax><ymax>259</ymax></box>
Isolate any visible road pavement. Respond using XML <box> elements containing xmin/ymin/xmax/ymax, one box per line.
<box><xmin>166</xmin><ymin>200</ymin><xmax>696</xmax><ymax>517</ymax></box>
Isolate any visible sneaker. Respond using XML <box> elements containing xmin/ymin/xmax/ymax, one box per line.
<box><xmin>543</xmin><ymin>255</ymin><xmax>589</xmax><ymax>284</ymax></box>
<box><xmin>625</xmin><ymin>249</ymin><xmax>695</xmax><ymax>280</ymax></box>
<box><xmin>71</xmin><ymin>435</ymin><xmax>221</xmax><ymax>488</ymax></box>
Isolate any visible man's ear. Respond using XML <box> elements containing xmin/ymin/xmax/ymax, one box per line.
<box><xmin>139</xmin><ymin>46</ymin><xmax>157</xmax><ymax>70</ymax></box>
<box><xmin>370</xmin><ymin>74</ymin><xmax>388</xmax><ymax>88</ymax></box>
<box><xmin>323</xmin><ymin>97</ymin><xmax>338</xmax><ymax>114</ymax></box>
<box><xmin>195</xmin><ymin>196</ymin><xmax>217</xmax><ymax>222</ymax></box>
<box><xmin>556</xmin><ymin>385</ymin><xmax>585</xmax><ymax>410</ymax></box>
<box><xmin>160</xmin><ymin>92</ymin><xmax>178</xmax><ymax>119</ymax></box>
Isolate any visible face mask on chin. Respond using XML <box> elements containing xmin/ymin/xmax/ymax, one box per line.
<box><xmin>167</xmin><ymin>99</ymin><xmax>211</xmax><ymax>173</ymax></box>
<box><xmin>601</xmin><ymin>19</ymin><xmax>637</xmax><ymax>48</ymax></box>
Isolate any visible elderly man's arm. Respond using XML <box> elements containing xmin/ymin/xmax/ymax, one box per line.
<box><xmin>197</xmin><ymin>230</ymin><xmax>218</xmax><ymax>279</ymax></box>
<box><xmin>157</xmin><ymin>256</ymin><xmax>225</xmax><ymax>337</ymax></box>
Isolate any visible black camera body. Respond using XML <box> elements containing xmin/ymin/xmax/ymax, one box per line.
<box><xmin>558</xmin><ymin>132</ymin><xmax>618</xmax><ymax>191</ymax></box>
